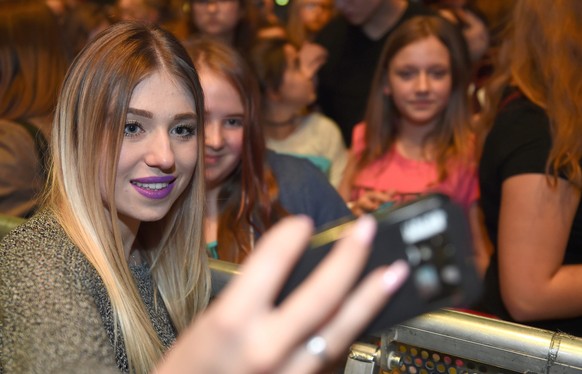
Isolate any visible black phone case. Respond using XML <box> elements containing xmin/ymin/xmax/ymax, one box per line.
<box><xmin>276</xmin><ymin>193</ymin><xmax>483</xmax><ymax>336</ymax></box>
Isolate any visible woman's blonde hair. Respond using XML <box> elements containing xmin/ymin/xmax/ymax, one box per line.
<box><xmin>480</xmin><ymin>0</ymin><xmax>582</xmax><ymax>187</ymax></box>
<box><xmin>359</xmin><ymin>15</ymin><xmax>473</xmax><ymax>182</ymax></box>
<box><xmin>44</xmin><ymin>22</ymin><xmax>210</xmax><ymax>373</ymax></box>
<box><xmin>0</xmin><ymin>0</ymin><xmax>69</xmax><ymax>120</ymax></box>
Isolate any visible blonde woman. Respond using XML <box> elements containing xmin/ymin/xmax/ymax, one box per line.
<box><xmin>0</xmin><ymin>21</ymin><xmax>409</xmax><ymax>373</ymax></box>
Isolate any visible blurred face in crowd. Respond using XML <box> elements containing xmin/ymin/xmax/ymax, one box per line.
<box><xmin>112</xmin><ymin>71</ymin><xmax>198</xmax><ymax>226</ymax></box>
<box><xmin>384</xmin><ymin>36</ymin><xmax>452</xmax><ymax>129</ymax></box>
<box><xmin>299</xmin><ymin>0</ymin><xmax>333</xmax><ymax>34</ymax></box>
<box><xmin>45</xmin><ymin>0</ymin><xmax>66</xmax><ymax>16</ymax></box>
<box><xmin>199</xmin><ymin>67</ymin><xmax>244</xmax><ymax>190</ymax></box>
<box><xmin>118</xmin><ymin>0</ymin><xmax>160</xmax><ymax>24</ymax></box>
<box><xmin>335</xmin><ymin>0</ymin><xmax>382</xmax><ymax>25</ymax></box>
<box><xmin>273</xmin><ymin>43</ymin><xmax>316</xmax><ymax>109</ymax></box>
<box><xmin>192</xmin><ymin>0</ymin><xmax>242</xmax><ymax>41</ymax></box>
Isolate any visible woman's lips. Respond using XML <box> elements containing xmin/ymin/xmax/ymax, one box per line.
<box><xmin>205</xmin><ymin>154</ymin><xmax>220</xmax><ymax>166</ymax></box>
<box><xmin>130</xmin><ymin>176</ymin><xmax>176</xmax><ymax>200</ymax></box>
<box><xmin>409</xmin><ymin>100</ymin><xmax>435</xmax><ymax>109</ymax></box>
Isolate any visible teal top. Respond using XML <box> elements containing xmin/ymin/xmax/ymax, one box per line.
<box><xmin>207</xmin><ymin>241</ymin><xmax>218</xmax><ymax>259</ymax></box>
<box><xmin>287</xmin><ymin>153</ymin><xmax>331</xmax><ymax>178</ymax></box>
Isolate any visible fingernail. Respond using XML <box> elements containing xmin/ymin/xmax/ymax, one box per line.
<box><xmin>352</xmin><ymin>215</ymin><xmax>376</xmax><ymax>244</ymax></box>
<box><xmin>383</xmin><ymin>260</ymin><xmax>409</xmax><ymax>293</ymax></box>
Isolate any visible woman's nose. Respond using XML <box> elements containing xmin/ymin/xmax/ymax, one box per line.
<box><xmin>416</xmin><ymin>72</ymin><xmax>430</xmax><ymax>93</ymax></box>
<box><xmin>205</xmin><ymin>121</ymin><xmax>225</xmax><ymax>150</ymax></box>
<box><xmin>145</xmin><ymin>133</ymin><xmax>175</xmax><ymax>171</ymax></box>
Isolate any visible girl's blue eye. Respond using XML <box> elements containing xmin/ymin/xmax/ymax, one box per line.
<box><xmin>171</xmin><ymin>124</ymin><xmax>197</xmax><ymax>138</ymax></box>
<box><xmin>124</xmin><ymin>121</ymin><xmax>142</xmax><ymax>137</ymax></box>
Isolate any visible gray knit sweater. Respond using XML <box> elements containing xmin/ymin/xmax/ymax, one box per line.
<box><xmin>0</xmin><ymin>211</ymin><xmax>176</xmax><ymax>373</ymax></box>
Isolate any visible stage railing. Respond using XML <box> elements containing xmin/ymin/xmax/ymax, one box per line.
<box><xmin>348</xmin><ymin>309</ymin><xmax>582</xmax><ymax>374</ymax></box>
<box><xmin>209</xmin><ymin>259</ymin><xmax>582</xmax><ymax>374</ymax></box>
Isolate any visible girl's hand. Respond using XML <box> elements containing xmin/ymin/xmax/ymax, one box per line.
<box><xmin>350</xmin><ymin>190</ymin><xmax>393</xmax><ymax>216</ymax></box>
<box><xmin>299</xmin><ymin>42</ymin><xmax>328</xmax><ymax>79</ymax></box>
<box><xmin>156</xmin><ymin>215</ymin><xmax>409</xmax><ymax>374</ymax></box>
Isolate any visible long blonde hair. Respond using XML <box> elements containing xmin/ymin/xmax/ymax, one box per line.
<box><xmin>360</xmin><ymin>16</ymin><xmax>473</xmax><ymax>182</ymax></box>
<box><xmin>44</xmin><ymin>22</ymin><xmax>210</xmax><ymax>373</ymax></box>
<box><xmin>480</xmin><ymin>0</ymin><xmax>582</xmax><ymax>187</ymax></box>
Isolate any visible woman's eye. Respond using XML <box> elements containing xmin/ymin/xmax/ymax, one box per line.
<box><xmin>396</xmin><ymin>70</ymin><xmax>415</xmax><ymax>80</ymax></box>
<box><xmin>124</xmin><ymin>121</ymin><xmax>143</xmax><ymax>137</ymax></box>
<box><xmin>171</xmin><ymin>124</ymin><xmax>197</xmax><ymax>138</ymax></box>
<box><xmin>430</xmin><ymin>69</ymin><xmax>449</xmax><ymax>79</ymax></box>
<box><xmin>225</xmin><ymin>118</ymin><xmax>243</xmax><ymax>128</ymax></box>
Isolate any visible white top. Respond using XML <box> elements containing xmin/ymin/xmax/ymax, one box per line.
<box><xmin>266</xmin><ymin>112</ymin><xmax>347</xmax><ymax>188</ymax></box>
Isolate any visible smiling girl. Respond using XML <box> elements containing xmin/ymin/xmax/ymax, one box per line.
<box><xmin>185</xmin><ymin>38</ymin><xmax>351</xmax><ymax>263</ymax></box>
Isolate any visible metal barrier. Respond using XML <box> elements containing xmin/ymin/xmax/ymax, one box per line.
<box><xmin>209</xmin><ymin>258</ymin><xmax>240</xmax><ymax>297</ymax></box>
<box><xmin>344</xmin><ymin>342</ymin><xmax>381</xmax><ymax>374</ymax></box>
<box><xmin>209</xmin><ymin>259</ymin><xmax>582</xmax><ymax>374</ymax></box>
<box><xmin>346</xmin><ymin>309</ymin><xmax>582</xmax><ymax>374</ymax></box>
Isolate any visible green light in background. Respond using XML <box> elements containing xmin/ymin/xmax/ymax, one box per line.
<box><xmin>275</xmin><ymin>0</ymin><xmax>289</xmax><ymax>6</ymax></box>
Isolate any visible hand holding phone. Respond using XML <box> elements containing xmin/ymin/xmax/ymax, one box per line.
<box><xmin>276</xmin><ymin>194</ymin><xmax>483</xmax><ymax>336</ymax></box>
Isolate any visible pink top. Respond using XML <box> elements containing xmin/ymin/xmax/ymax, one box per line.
<box><xmin>350</xmin><ymin>123</ymin><xmax>479</xmax><ymax>211</ymax></box>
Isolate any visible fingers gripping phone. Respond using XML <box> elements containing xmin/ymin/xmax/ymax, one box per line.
<box><xmin>275</xmin><ymin>193</ymin><xmax>483</xmax><ymax>336</ymax></box>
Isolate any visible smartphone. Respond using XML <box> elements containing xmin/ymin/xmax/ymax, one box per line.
<box><xmin>275</xmin><ymin>193</ymin><xmax>483</xmax><ymax>336</ymax></box>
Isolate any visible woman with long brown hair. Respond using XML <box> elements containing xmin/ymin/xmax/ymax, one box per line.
<box><xmin>476</xmin><ymin>0</ymin><xmax>582</xmax><ymax>336</ymax></box>
<box><xmin>338</xmin><ymin>16</ymin><xmax>490</xmax><ymax>274</ymax></box>
<box><xmin>337</xmin><ymin>16</ymin><xmax>477</xmax><ymax>210</ymax></box>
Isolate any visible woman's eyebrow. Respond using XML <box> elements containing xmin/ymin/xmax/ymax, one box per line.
<box><xmin>127</xmin><ymin>108</ymin><xmax>153</xmax><ymax>118</ymax></box>
<box><xmin>127</xmin><ymin>109</ymin><xmax>197</xmax><ymax>121</ymax></box>
<box><xmin>174</xmin><ymin>113</ymin><xmax>198</xmax><ymax>121</ymax></box>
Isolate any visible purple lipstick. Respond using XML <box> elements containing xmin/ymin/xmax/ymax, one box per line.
<box><xmin>130</xmin><ymin>175</ymin><xmax>176</xmax><ymax>200</ymax></box>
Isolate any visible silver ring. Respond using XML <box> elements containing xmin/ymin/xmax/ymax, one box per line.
<box><xmin>306</xmin><ymin>335</ymin><xmax>328</xmax><ymax>361</ymax></box>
